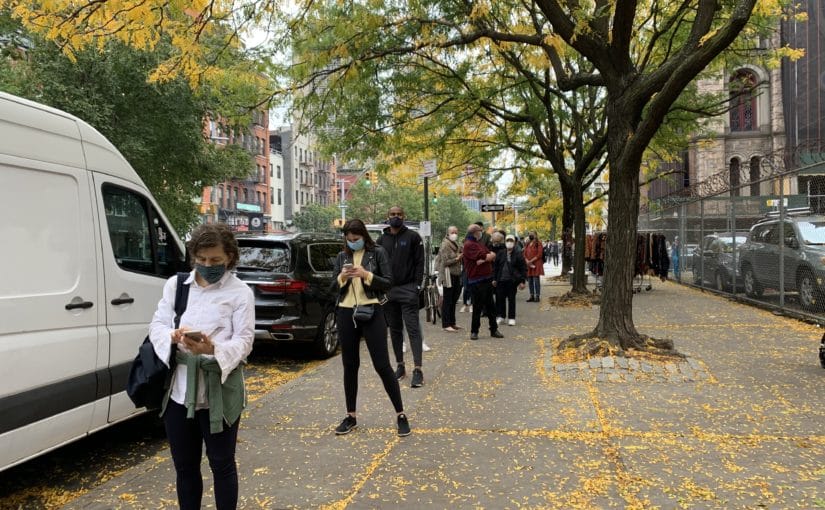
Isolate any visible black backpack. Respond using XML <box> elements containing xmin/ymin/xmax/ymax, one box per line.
<box><xmin>126</xmin><ymin>273</ymin><xmax>190</xmax><ymax>410</ymax></box>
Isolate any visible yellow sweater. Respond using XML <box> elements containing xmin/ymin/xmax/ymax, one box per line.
<box><xmin>337</xmin><ymin>250</ymin><xmax>380</xmax><ymax>308</ymax></box>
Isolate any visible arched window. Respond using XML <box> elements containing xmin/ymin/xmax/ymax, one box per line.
<box><xmin>730</xmin><ymin>69</ymin><xmax>758</xmax><ymax>132</ymax></box>
<box><xmin>750</xmin><ymin>157</ymin><xmax>761</xmax><ymax>196</ymax></box>
<box><xmin>730</xmin><ymin>158</ymin><xmax>741</xmax><ymax>197</ymax></box>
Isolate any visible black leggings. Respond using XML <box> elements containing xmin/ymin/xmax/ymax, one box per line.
<box><xmin>163</xmin><ymin>401</ymin><xmax>240</xmax><ymax>510</ymax></box>
<box><xmin>337</xmin><ymin>306</ymin><xmax>404</xmax><ymax>413</ymax></box>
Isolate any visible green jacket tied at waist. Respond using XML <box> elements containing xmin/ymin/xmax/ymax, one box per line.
<box><xmin>162</xmin><ymin>351</ymin><xmax>246</xmax><ymax>434</ymax></box>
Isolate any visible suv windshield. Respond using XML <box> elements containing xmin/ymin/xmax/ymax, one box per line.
<box><xmin>796</xmin><ymin>221</ymin><xmax>825</xmax><ymax>244</ymax></box>
<box><xmin>717</xmin><ymin>237</ymin><xmax>748</xmax><ymax>252</ymax></box>
<box><xmin>237</xmin><ymin>241</ymin><xmax>292</xmax><ymax>272</ymax></box>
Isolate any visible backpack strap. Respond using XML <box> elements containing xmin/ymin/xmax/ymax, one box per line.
<box><xmin>173</xmin><ymin>272</ymin><xmax>191</xmax><ymax>328</ymax></box>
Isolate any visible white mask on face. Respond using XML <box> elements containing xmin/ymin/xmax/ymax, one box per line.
<box><xmin>448</xmin><ymin>233</ymin><xmax>458</xmax><ymax>242</ymax></box>
<box><xmin>506</xmin><ymin>241</ymin><xmax>515</xmax><ymax>249</ymax></box>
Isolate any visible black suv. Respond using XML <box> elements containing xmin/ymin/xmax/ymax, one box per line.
<box><xmin>692</xmin><ymin>232</ymin><xmax>748</xmax><ymax>291</ymax></box>
<box><xmin>235</xmin><ymin>232</ymin><xmax>343</xmax><ymax>358</ymax></box>
<box><xmin>738</xmin><ymin>214</ymin><xmax>825</xmax><ymax>310</ymax></box>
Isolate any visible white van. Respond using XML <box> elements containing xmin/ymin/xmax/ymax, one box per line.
<box><xmin>0</xmin><ymin>92</ymin><xmax>187</xmax><ymax>472</ymax></box>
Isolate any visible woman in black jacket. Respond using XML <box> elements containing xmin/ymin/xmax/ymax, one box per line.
<box><xmin>332</xmin><ymin>219</ymin><xmax>410</xmax><ymax>437</ymax></box>
<box><xmin>492</xmin><ymin>235</ymin><xmax>528</xmax><ymax>326</ymax></box>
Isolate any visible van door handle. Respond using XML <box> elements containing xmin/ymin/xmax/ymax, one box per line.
<box><xmin>65</xmin><ymin>301</ymin><xmax>94</xmax><ymax>310</ymax></box>
<box><xmin>111</xmin><ymin>297</ymin><xmax>135</xmax><ymax>305</ymax></box>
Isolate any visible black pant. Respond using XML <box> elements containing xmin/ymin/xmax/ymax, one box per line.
<box><xmin>441</xmin><ymin>274</ymin><xmax>462</xmax><ymax>328</ymax></box>
<box><xmin>552</xmin><ymin>253</ymin><xmax>559</xmax><ymax>265</ymax></box>
<box><xmin>496</xmin><ymin>280</ymin><xmax>517</xmax><ymax>319</ymax></box>
<box><xmin>337</xmin><ymin>306</ymin><xmax>404</xmax><ymax>413</ymax></box>
<box><xmin>384</xmin><ymin>299</ymin><xmax>424</xmax><ymax>367</ymax></box>
<box><xmin>163</xmin><ymin>401</ymin><xmax>240</xmax><ymax>510</ymax></box>
<box><xmin>470</xmin><ymin>279</ymin><xmax>498</xmax><ymax>334</ymax></box>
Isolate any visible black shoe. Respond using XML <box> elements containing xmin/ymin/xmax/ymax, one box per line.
<box><xmin>470</xmin><ymin>332</ymin><xmax>479</xmax><ymax>340</ymax></box>
<box><xmin>397</xmin><ymin>413</ymin><xmax>411</xmax><ymax>436</ymax></box>
<box><xmin>526</xmin><ymin>296</ymin><xmax>534</xmax><ymax>302</ymax></box>
<box><xmin>411</xmin><ymin>369</ymin><xmax>424</xmax><ymax>388</ymax></box>
<box><xmin>395</xmin><ymin>364</ymin><xmax>406</xmax><ymax>380</ymax></box>
<box><xmin>335</xmin><ymin>415</ymin><xmax>357</xmax><ymax>435</ymax></box>
<box><xmin>491</xmin><ymin>330</ymin><xmax>504</xmax><ymax>339</ymax></box>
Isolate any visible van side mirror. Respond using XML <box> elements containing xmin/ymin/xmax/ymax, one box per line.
<box><xmin>785</xmin><ymin>237</ymin><xmax>799</xmax><ymax>249</ymax></box>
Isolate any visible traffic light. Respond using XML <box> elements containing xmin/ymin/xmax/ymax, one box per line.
<box><xmin>363</xmin><ymin>171</ymin><xmax>374</xmax><ymax>186</ymax></box>
<box><xmin>432</xmin><ymin>193</ymin><xmax>438</xmax><ymax>203</ymax></box>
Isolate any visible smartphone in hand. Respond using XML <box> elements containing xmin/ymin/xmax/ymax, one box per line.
<box><xmin>183</xmin><ymin>330</ymin><xmax>205</xmax><ymax>342</ymax></box>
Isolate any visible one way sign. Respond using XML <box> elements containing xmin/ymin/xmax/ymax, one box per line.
<box><xmin>481</xmin><ymin>204</ymin><xmax>505</xmax><ymax>212</ymax></box>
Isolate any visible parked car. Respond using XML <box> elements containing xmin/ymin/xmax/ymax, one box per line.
<box><xmin>738</xmin><ymin>214</ymin><xmax>825</xmax><ymax>310</ymax></box>
<box><xmin>691</xmin><ymin>233</ymin><xmax>748</xmax><ymax>291</ymax></box>
<box><xmin>235</xmin><ymin>232</ymin><xmax>344</xmax><ymax>358</ymax></box>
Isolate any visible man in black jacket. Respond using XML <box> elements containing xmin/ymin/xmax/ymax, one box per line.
<box><xmin>378</xmin><ymin>206</ymin><xmax>426</xmax><ymax>388</ymax></box>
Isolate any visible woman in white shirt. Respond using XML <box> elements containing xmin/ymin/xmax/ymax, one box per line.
<box><xmin>149</xmin><ymin>223</ymin><xmax>254</xmax><ymax>510</ymax></box>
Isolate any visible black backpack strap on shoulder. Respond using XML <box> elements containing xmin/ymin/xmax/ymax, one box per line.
<box><xmin>173</xmin><ymin>272</ymin><xmax>191</xmax><ymax>328</ymax></box>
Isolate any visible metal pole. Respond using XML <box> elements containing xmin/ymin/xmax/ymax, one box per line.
<box><xmin>514</xmin><ymin>203</ymin><xmax>519</xmax><ymax>234</ymax></box>
<box><xmin>779</xmin><ymin>175</ymin><xmax>785</xmax><ymax>308</ymax></box>
<box><xmin>424</xmin><ymin>176</ymin><xmax>429</xmax><ymax>222</ymax></box>
<box><xmin>731</xmin><ymin>196</ymin><xmax>737</xmax><ymax>293</ymax></box>
<box><xmin>339</xmin><ymin>179</ymin><xmax>347</xmax><ymax>222</ymax></box>
<box><xmin>699</xmin><ymin>199</ymin><xmax>705</xmax><ymax>286</ymax></box>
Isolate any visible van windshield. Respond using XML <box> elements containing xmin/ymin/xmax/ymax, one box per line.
<box><xmin>237</xmin><ymin>241</ymin><xmax>291</xmax><ymax>272</ymax></box>
<box><xmin>797</xmin><ymin>221</ymin><xmax>825</xmax><ymax>244</ymax></box>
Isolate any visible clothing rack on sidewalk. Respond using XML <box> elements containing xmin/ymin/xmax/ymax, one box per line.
<box><xmin>634</xmin><ymin>230</ymin><xmax>671</xmax><ymax>293</ymax></box>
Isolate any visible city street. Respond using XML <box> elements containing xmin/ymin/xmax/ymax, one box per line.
<box><xmin>23</xmin><ymin>265</ymin><xmax>821</xmax><ymax>509</ymax></box>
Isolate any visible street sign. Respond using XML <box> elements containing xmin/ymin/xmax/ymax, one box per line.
<box><xmin>422</xmin><ymin>159</ymin><xmax>438</xmax><ymax>178</ymax></box>
<box><xmin>481</xmin><ymin>203</ymin><xmax>506</xmax><ymax>212</ymax></box>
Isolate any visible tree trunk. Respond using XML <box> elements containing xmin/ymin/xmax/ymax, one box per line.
<box><xmin>570</xmin><ymin>183</ymin><xmax>588</xmax><ymax>294</ymax></box>
<box><xmin>560</xmin><ymin>183</ymin><xmax>574</xmax><ymax>275</ymax></box>
<box><xmin>594</xmin><ymin>102</ymin><xmax>644</xmax><ymax>349</ymax></box>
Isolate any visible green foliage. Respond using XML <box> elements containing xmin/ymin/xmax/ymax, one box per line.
<box><xmin>292</xmin><ymin>203</ymin><xmax>339</xmax><ymax>233</ymax></box>
<box><xmin>0</xmin><ymin>15</ymin><xmax>262</xmax><ymax>234</ymax></box>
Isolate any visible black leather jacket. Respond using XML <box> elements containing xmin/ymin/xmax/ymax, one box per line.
<box><xmin>332</xmin><ymin>246</ymin><xmax>393</xmax><ymax>303</ymax></box>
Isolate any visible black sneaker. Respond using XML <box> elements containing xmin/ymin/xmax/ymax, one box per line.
<box><xmin>470</xmin><ymin>332</ymin><xmax>479</xmax><ymax>340</ymax></box>
<box><xmin>397</xmin><ymin>413</ymin><xmax>411</xmax><ymax>436</ymax></box>
<box><xmin>491</xmin><ymin>330</ymin><xmax>504</xmax><ymax>339</ymax></box>
<box><xmin>395</xmin><ymin>364</ymin><xmax>406</xmax><ymax>380</ymax></box>
<box><xmin>334</xmin><ymin>415</ymin><xmax>357</xmax><ymax>435</ymax></box>
<box><xmin>410</xmin><ymin>369</ymin><xmax>424</xmax><ymax>388</ymax></box>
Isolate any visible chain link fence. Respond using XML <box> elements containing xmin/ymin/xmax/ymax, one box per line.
<box><xmin>639</xmin><ymin>144</ymin><xmax>825</xmax><ymax>322</ymax></box>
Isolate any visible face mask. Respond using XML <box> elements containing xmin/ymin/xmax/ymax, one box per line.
<box><xmin>196</xmin><ymin>264</ymin><xmax>226</xmax><ymax>284</ymax></box>
<box><xmin>475</xmin><ymin>232</ymin><xmax>482</xmax><ymax>241</ymax></box>
<box><xmin>448</xmin><ymin>233</ymin><xmax>458</xmax><ymax>242</ymax></box>
<box><xmin>506</xmin><ymin>242</ymin><xmax>515</xmax><ymax>249</ymax></box>
<box><xmin>347</xmin><ymin>238</ymin><xmax>365</xmax><ymax>251</ymax></box>
<box><xmin>389</xmin><ymin>216</ymin><xmax>404</xmax><ymax>228</ymax></box>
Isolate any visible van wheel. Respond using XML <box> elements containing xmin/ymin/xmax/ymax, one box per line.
<box><xmin>314</xmin><ymin>308</ymin><xmax>339</xmax><ymax>358</ymax></box>
<box><xmin>798</xmin><ymin>270</ymin><xmax>822</xmax><ymax>311</ymax></box>
<box><xmin>743</xmin><ymin>266</ymin><xmax>763</xmax><ymax>298</ymax></box>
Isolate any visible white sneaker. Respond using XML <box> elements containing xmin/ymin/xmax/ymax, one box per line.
<box><xmin>469</xmin><ymin>305</ymin><xmax>473</xmax><ymax>312</ymax></box>
<box><xmin>459</xmin><ymin>305</ymin><xmax>467</xmax><ymax>313</ymax></box>
<box><xmin>422</xmin><ymin>342</ymin><xmax>431</xmax><ymax>352</ymax></box>
<box><xmin>496</xmin><ymin>317</ymin><xmax>504</xmax><ymax>325</ymax></box>
<box><xmin>508</xmin><ymin>319</ymin><xmax>516</xmax><ymax>326</ymax></box>
<box><xmin>402</xmin><ymin>342</ymin><xmax>407</xmax><ymax>353</ymax></box>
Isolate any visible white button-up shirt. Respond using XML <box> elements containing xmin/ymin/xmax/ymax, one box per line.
<box><xmin>149</xmin><ymin>270</ymin><xmax>254</xmax><ymax>408</ymax></box>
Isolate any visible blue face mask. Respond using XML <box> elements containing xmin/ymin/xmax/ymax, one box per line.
<box><xmin>347</xmin><ymin>239</ymin><xmax>365</xmax><ymax>251</ymax></box>
<box><xmin>196</xmin><ymin>264</ymin><xmax>226</xmax><ymax>284</ymax></box>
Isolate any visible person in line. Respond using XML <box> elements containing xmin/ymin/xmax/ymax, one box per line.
<box><xmin>671</xmin><ymin>236</ymin><xmax>681</xmax><ymax>282</ymax></box>
<box><xmin>459</xmin><ymin>264</ymin><xmax>472</xmax><ymax>313</ymax></box>
<box><xmin>149</xmin><ymin>223</ymin><xmax>254</xmax><ymax>510</ymax></box>
<box><xmin>550</xmin><ymin>240</ymin><xmax>559</xmax><ymax>266</ymax></box>
<box><xmin>475</xmin><ymin>220</ymin><xmax>492</xmax><ymax>248</ymax></box>
<box><xmin>332</xmin><ymin>219</ymin><xmax>411</xmax><ymax>437</ymax></box>
<box><xmin>524</xmin><ymin>231</ymin><xmax>545</xmax><ymax>302</ymax></box>
<box><xmin>437</xmin><ymin>226</ymin><xmax>463</xmax><ymax>332</ymax></box>
<box><xmin>493</xmin><ymin>234</ymin><xmax>527</xmax><ymax>326</ymax></box>
<box><xmin>463</xmin><ymin>223</ymin><xmax>504</xmax><ymax>340</ymax></box>
<box><xmin>378</xmin><ymin>206</ymin><xmax>427</xmax><ymax>388</ymax></box>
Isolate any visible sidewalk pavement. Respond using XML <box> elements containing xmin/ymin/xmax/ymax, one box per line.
<box><xmin>68</xmin><ymin>267</ymin><xmax>825</xmax><ymax>509</ymax></box>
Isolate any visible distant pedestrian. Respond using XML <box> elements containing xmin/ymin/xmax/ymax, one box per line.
<box><xmin>493</xmin><ymin>235</ymin><xmax>527</xmax><ymax>326</ymax></box>
<box><xmin>378</xmin><ymin>206</ymin><xmax>427</xmax><ymax>388</ymax></box>
<box><xmin>550</xmin><ymin>241</ymin><xmax>559</xmax><ymax>266</ymax></box>
<box><xmin>332</xmin><ymin>219</ymin><xmax>410</xmax><ymax>437</ymax></box>
<box><xmin>475</xmin><ymin>221</ymin><xmax>492</xmax><ymax>249</ymax></box>
<box><xmin>463</xmin><ymin>223</ymin><xmax>504</xmax><ymax>340</ymax></box>
<box><xmin>524</xmin><ymin>231</ymin><xmax>545</xmax><ymax>302</ymax></box>
<box><xmin>671</xmin><ymin>236</ymin><xmax>681</xmax><ymax>281</ymax></box>
<box><xmin>437</xmin><ymin>226</ymin><xmax>463</xmax><ymax>332</ymax></box>
<box><xmin>149</xmin><ymin>223</ymin><xmax>254</xmax><ymax>510</ymax></box>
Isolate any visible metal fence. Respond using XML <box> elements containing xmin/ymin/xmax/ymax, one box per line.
<box><xmin>638</xmin><ymin>144</ymin><xmax>825</xmax><ymax>322</ymax></box>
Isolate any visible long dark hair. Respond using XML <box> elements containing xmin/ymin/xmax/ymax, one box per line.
<box><xmin>342</xmin><ymin>218</ymin><xmax>376</xmax><ymax>256</ymax></box>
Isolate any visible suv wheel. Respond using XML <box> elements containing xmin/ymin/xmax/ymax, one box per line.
<box><xmin>798</xmin><ymin>270</ymin><xmax>821</xmax><ymax>311</ymax></box>
<box><xmin>743</xmin><ymin>265</ymin><xmax>763</xmax><ymax>298</ymax></box>
<box><xmin>314</xmin><ymin>309</ymin><xmax>339</xmax><ymax>358</ymax></box>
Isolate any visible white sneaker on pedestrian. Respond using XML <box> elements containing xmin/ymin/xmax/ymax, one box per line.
<box><xmin>422</xmin><ymin>342</ymin><xmax>431</xmax><ymax>352</ymax></box>
<box><xmin>508</xmin><ymin>319</ymin><xmax>516</xmax><ymax>326</ymax></box>
<box><xmin>496</xmin><ymin>317</ymin><xmax>504</xmax><ymax>325</ymax></box>
<box><xmin>402</xmin><ymin>342</ymin><xmax>407</xmax><ymax>353</ymax></box>
<box><xmin>469</xmin><ymin>305</ymin><xmax>473</xmax><ymax>312</ymax></box>
<box><xmin>459</xmin><ymin>305</ymin><xmax>467</xmax><ymax>313</ymax></box>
